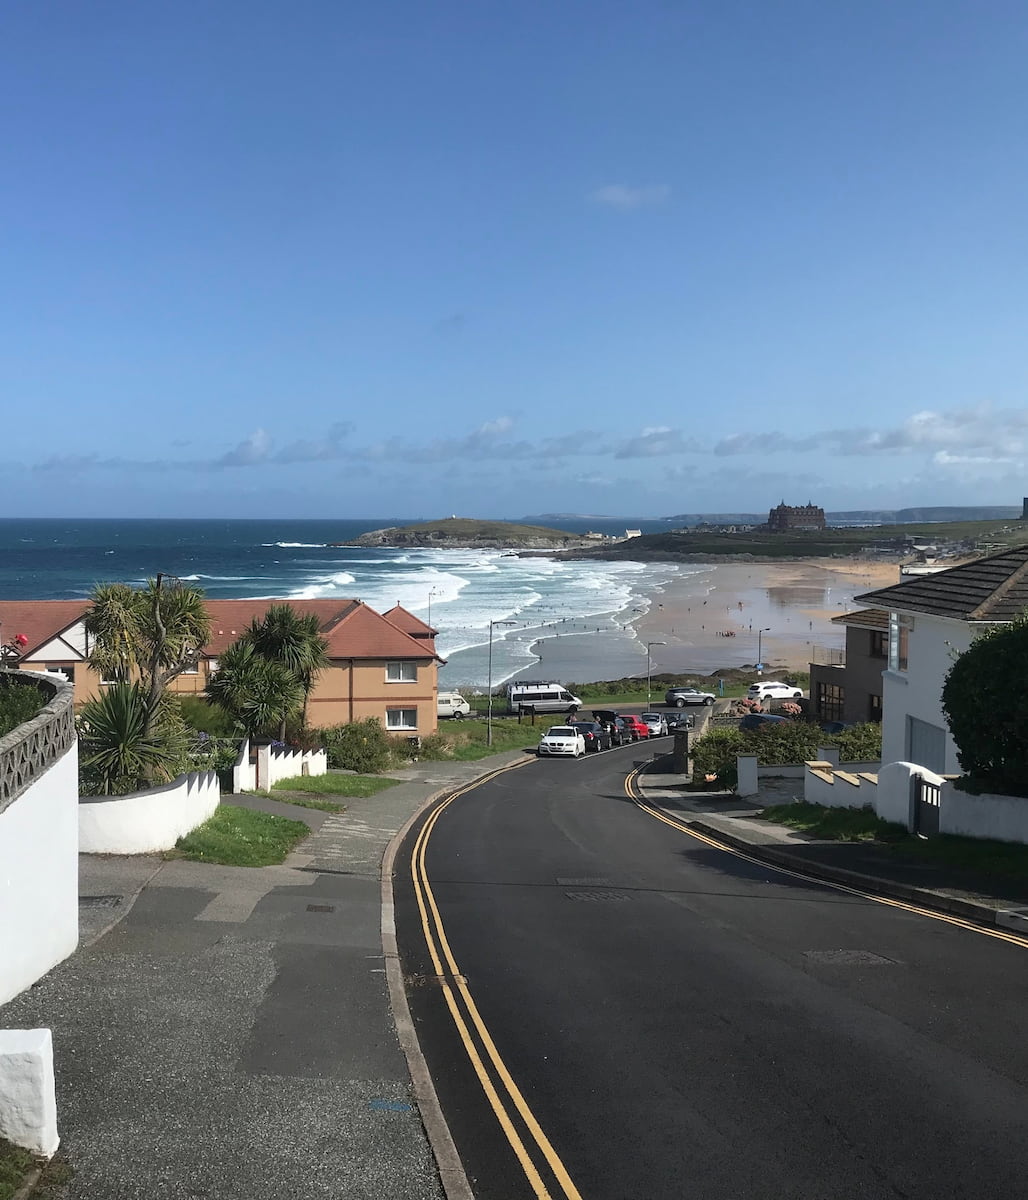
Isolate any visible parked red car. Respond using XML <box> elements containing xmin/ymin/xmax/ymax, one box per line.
<box><xmin>620</xmin><ymin>715</ymin><xmax>650</xmax><ymax>741</ymax></box>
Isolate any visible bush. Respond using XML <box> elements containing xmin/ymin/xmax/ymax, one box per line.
<box><xmin>0</xmin><ymin>676</ymin><xmax>46</xmax><ymax>738</ymax></box>
<box><xmin>689</xmin><ymin>719</ymin><xmax>883</xmax><ymax>787</ymax></box>
<box><xmin>320</xmin><ymin>718</ymin><xmax>393</xmax><ymax>773</ymax></box>
<box><xmin>942</xmin><ymin>617</ymin><xmax>1028</xmax><ymax>794</ymax></box>
<box><xmin>833</xmin><ymin>723</ymin><xmax>882</xmax><ymax>762</ymax></box>
<box><xmin>690</xmin><ymin>727</ymin><xmax>746</xmax><ymax>779</ymax></box>
<box><xmin>178</xmin><ymin>695</ymin><xmax>241</xmax><ymax>737</ymax></box>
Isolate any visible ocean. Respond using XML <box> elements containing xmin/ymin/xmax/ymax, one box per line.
<box><xmin>0</xmin><ymin>518</ymin><xmax>683</xmax><ymax>688</ymax></box>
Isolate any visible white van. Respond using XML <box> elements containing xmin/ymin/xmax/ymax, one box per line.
<box><xmin>506</xmin><ymin>681</ymin><xmax>583</xmax><ymax>715</ymax></box>
<box><xmin>437</xmin><ymin>691</ymin><xmax>472</xmax><ymax>720</ymax></box>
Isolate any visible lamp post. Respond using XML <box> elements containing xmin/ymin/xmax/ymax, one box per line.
<box><xmin>646</xmin><ymin>640</ymin><xmax>665</xmax><ymax>707</ymax></box>
<box><xmin>487</xmin><ymin>619</ymin><xmax>517</xmax><ymax>746</ymax></box>
<box><xmin>756</xmin><ymin>627</ymin><xmax>771</xmax><ymax>676</ymax></box>
<box><xmin>427</xmin><ymin>588</ymin><xmax>440</xmax><ymax>628</ymax></box>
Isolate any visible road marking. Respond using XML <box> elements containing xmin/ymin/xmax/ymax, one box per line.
<box><xmin>624</xmin><ymin>768</ymin><xmax>1028</xmax><ymax>950</ymax></box>
<box><xmin>410</xmin><ymin>758</ymin><xmax>584</xmax><ymax>1200</ymax></box>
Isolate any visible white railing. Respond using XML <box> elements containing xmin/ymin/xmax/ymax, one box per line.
<box><xmin>79</xmin><ymin>771</ymin><xmax>220</xmax><ymax>855</ymax></box>
<box><xmin>257</xmin><ymin>743</ymin><xmax>327</xmax><ymax>790</ymax></box>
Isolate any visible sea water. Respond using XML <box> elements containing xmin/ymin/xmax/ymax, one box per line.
<box><xmin>0</xmin><ymin>518</ymin><xmax>683</xmax><ymax>687</ymax></box>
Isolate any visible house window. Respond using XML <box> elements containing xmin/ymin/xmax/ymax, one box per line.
<box><xmin>387</xmin><ymin>661</ymin><xmax>417</xmax><ymax>683</ymax></box>
<box><xmin>869</xmin><ymin>631</ymin><xmax>887</xmax><ymax>659</ymax></box>
<box><xmin>888</xmin><ymin>613</ymin><xmax>910</xmax><ymax>672</ymax></box>
<box><xmin>46</xmin><ymin>666</ymin><xmax>75</xmax><ymax>684</ymax></box>
<box><xmin>386</xmin><ymin>708</ymin><xmax>418</xmax><ymax>730</ymax></box>
<box><xmin>100</xmin><ymin>670</ymin><xmax>125</xmax><ymax>686</ymax></box>
<box><xmin>816</xmin><ymin>682</ymin><xmax>845</xmax><ymax>722</ymax></box>
<box><xmin>867</xmin><ymin>693</ymin><xmax>882</xmax><ymax>723</ymax></box>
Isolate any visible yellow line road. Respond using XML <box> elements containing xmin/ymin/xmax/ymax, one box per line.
<box><xmin>625</xmin><ymin>766</ymin><xmax>1028</xmax><ymax>951</ymax></box>
<box><xmin>409</xmin><ymin>758</ymin><xmax>584</xmax><ymax>1200</ymax></box>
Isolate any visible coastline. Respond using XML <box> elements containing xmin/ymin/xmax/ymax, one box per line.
<box><xmin>504</xmin><ymin>557</ymin><xmax>899</xmax><ymax>686</ymax></box>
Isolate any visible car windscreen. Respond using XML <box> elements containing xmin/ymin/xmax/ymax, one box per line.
<box><xmin>545</xmin><ymin>727</ymin><xmax>574</xmax><ymax>737</ymax></box>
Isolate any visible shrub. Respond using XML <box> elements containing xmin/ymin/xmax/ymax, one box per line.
<box><xmin>0</xmin><ymin>676</ymin><xmax>46</xmax><ymax>738</ymax></box>
<box><xmin>320</xmin><ymin>718</ymin><xmax>393</xmax><ymax>773</ymax></box>
<box><xmin>690</xmin><ymin>727</ymin><xmax>746</xmax><ymax>778</ymax></box>
<box><xmin>178</xmin><ymin>695</ymin><xmax>241</xmax><ymax>737</ymax></box>
<box><xmin>833</xmin><ymin>723</ymin><xmax>882</xmax><ymax>762</ymax></box>
<box><xmin>942</xmin><ymin>617</ymin><xmax>1028</xmax><ymax>794</ymax></box>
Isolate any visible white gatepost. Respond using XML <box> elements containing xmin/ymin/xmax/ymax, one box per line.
<box><xmin>736</xmin><ymin>754</ymin><xmax>759</xmax><ymax>797</ymax></box>
<box><xmin>0</xmin><ymin>1029</ymin><xmax>59</xmax><ymax>1157</ymax></box>
<box><xmin>816</xmin><ymin>746</ymin><xmax>840</xmax><ymax>767</ymax></box>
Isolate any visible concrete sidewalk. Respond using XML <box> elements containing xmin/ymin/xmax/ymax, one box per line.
<box><xmin>639</xmin><ymin>765</ymin><xmax>1028</xmax><ymax>932</ymax></box>
<box><xmin>0</xmin><ymin>752</ymin><xmax>527</xmax><ymax>1200</ymax></box>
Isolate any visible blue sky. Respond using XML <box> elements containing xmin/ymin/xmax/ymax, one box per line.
<box><xmin>5</xmin><ymin>1</ymin><xmax>1028</xmax><ymax>518</ymax></box>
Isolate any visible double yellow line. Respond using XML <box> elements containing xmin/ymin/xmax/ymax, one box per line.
<box><xmin>625</xmin><ymin>767</ymin><xmax>1028</xmax><ymax>950</ymax></box>
<box><xmin>410</xmin><ymin>759</ymin><xmax>584</xmax><ymax>1200</ymax></box>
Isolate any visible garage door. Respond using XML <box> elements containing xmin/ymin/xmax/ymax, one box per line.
<box><xmin>906</xmin><ymin>716</ymin><xmax>946</xmax><ymax>774</ymax></box>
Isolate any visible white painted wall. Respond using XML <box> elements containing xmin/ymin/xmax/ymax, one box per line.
<box><xmin>940</xmin><ymin>783</ymin><xmax>1028</xmax><ymax>845</ymax></box>
<box><xmin>0</xmin><ymin>745</ymin><xmax>79</xmax><ymax>1006</ymax></box>
<box><xmin>256</xmin><ymin>743</ymin><xmax>327</xmax><ymax>790</ymax></box>
<box><xmin>803</xmin><ymin>764</ymin><xmax>866</xmax><ymax>810</ymax></box>
<box><xmin>881</xmin><ymin>613</ymin><xmax>974</xmax><ymax>775</ymax></box>
<box><xmin>79</xmin><ymin>771</ymin><xmax>220</xmax><ymax>855</ymax></box>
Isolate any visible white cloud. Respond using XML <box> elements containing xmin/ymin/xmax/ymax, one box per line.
<box><xmin>218</xmin><ymin>428</ymin><xmax>272</xmax><ymax>467</ymax></box>
<box><xmin>589</xmin><ymin>184</ymin><xmax>671</xmax><ymax>210</ymax></box>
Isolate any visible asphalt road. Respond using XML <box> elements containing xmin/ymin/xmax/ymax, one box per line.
<box><xmin>393</xmin><ymin>741</ymin><xmax>1028</xmax><ymax>1200</ymax></box>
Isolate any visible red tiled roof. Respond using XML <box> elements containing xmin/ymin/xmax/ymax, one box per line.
<box><xmin>383</xmin><ymin>604</ymin><xmax>438</xmax><ymax>637</ymax></box>
<box><xmin>0</xmin><ymin>601</ymin><xmax>90</xmax><ymax>658</ymax></box>
<box><xmin>0</xmin><ymin>598</ymin><xmax>439</xmax><ymax>663</ymax></box>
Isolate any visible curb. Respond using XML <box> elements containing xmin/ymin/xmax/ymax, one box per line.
<box><xmin>380</xmin><ymin>754</ymin><xmax>528</xmax><ymax>1200</ymax></box>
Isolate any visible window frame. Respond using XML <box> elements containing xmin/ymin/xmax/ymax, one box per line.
<box><xmin>386</xmin><ymin>661</ymin><xmax>418</xmax><ymax>684</ymax></box>
<box><xmin>385</xmin><ymin>707</ymin><xmax>419</xmax><ymax>731</ymax></box>
<box><xmin>816</xmin><ymin>681</ymin><xmax>845</xmax><ymax>722</ymax></box>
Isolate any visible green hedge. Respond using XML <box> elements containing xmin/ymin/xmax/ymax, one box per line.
<box><xmin>691</xmin><ymin>721</ymin><xmax>882</xmax><ymax>782</ymax></box>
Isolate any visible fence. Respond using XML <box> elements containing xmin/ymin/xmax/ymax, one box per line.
<box><xmin>232</xmin><ymin>739</ymin><xmax>328</xmax><ymax>793</ymax></box>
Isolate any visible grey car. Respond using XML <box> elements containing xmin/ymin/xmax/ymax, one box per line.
<box><xmin>664</xmin><ymin>686</ymin><xmax>715</xmax><ymax>707</ymax></box>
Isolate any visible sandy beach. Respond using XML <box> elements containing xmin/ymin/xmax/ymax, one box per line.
<box><xmin>516</xmin><ymin>557</ymin><xmax>899</xmax><ymax>685</ymax></box>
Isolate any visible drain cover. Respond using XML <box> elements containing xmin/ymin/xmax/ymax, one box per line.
<box><xmin>306</xmin><ymin>904</ymin><xmax>336</xmax><ymax>913</ymax></box>
<box><xmin>804</xmin><ymin>950</ymin><xmax>896</xmax><ymax>965</ymax></box>
<box><xmin>79</xmin><ymin>895</ymin><xmax>123</xmax><ymax>908</ymax></box>
<box><xmin>565</xmin><ymin>889</ymin><xmax>631</xmax><ymax>902</ymax></box>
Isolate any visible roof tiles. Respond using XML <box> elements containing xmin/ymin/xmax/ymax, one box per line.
<box><xmin>856</xmin><ymin>544</ymin><xmax>1028</xmax><ymax>621</ymax></box>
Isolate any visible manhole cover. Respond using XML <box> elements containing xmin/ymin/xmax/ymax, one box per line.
<box><xmin>804</xmin><ymin>950</ymin><xmax>896</xmax><ymax>966</ymax></box>
<box><xmin>565</xmin><ymin>890</ymin><xmax>631</xmax><ymax>902</ymax></box>
<box><xmin>556</xmin><ymin>877</ymin><xmax>616</xmax><ymax>886</ymax></box>
<box><xmin>306</xmin><ymin>904</ymin><xmax>336</xmax><ymax>913</ymax></box>
<box><xmin>79</xmin><ymin>895</ymin><xmax>123</xmax><ymax>908</ymax></box>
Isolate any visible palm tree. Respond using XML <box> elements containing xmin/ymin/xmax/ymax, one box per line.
<box><xmin>206</xmin><ymin>641</ymin><xmax>306</xmax><ymax>740</ymax></box>
<box><xmin>78</xmin><ymin>683</ymin><xmax>183</xmax><ymax>795</ymax></box>
<box><xmin>85</xmin><ymin>578</ymin><xmax>211</xmax><ymax>738</ymax></box>
<box><xmin>238</xmin><ymin>604</ymin><xmax>330</xmax><ymax>727</ymax></box>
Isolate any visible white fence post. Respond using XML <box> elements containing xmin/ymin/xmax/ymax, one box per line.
<box><xmin>0</xmin><ymin>1029</ymin><xmax>59</xmax><ymax>1157</ymax></box>
<box><xmin>736</xmin><ymin>754</ymin><xmax>759</xmax><ymax>797</ymax></box>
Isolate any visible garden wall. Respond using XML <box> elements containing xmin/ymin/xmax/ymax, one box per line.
<box><xmin>79</xmin><ymin>771</ymin><xmax>220</xmax><ymax>854</ymax></box>
<box><xmin>940</xmin><ymin>783</ymin><xmax>1028</xmax><ymax>845</ymax></box>
<box><xmin>0</xmin><ymin>674</ymin><xmax>78</xmax><ymax>1005</ymax></box>
<box><xmin>256</xmin><ymin>743</ymin><xmax>327</xmax><ymax>790</ymax></box>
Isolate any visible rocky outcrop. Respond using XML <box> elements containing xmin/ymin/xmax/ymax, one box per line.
<box><xmin>337</xmin><ymin>518</ymin><xmax>597</xmax><ymax>551</ymax></box>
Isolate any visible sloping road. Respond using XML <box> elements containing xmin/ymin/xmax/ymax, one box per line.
<box><xmin>393</xmin><ymin>743</ymin><xmax>1028</xmax><ymax>1200</ymax></box>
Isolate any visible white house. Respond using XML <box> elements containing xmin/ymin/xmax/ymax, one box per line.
<box><xmin>855</xmin><ymin>545</ymin><xmax>1028</xmax><ymax>775</ymax></box>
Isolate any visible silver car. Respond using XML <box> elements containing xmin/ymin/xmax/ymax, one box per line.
<box><xmin>640</xmin><ymin>712</ymin><xmax>668</xmax><ymax>736</ymax></box>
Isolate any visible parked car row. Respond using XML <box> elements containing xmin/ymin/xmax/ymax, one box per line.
<box><xmin>538</xmin><ymin>709</ymin><xmax>697</xmax><ymax>756</ymax></box>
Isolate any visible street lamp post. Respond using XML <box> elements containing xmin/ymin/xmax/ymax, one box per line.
<box><xmin>756</xmin><ymin>627</ymin><xmax>771</xmax><ymax>676</ymax></box>
<box><xmin>427</xmin><ymin>588</ymin><xmax>440</xmax><ymax>628</ymax></box>
<box><xmin>645</xmin><ymin>640</ymin><xmax>666</xmax><ymax>707</ymax></box>
<box><xmin>487</xmin><ymin>620</ymin><xmax>517</xmax><ymax>746</ymax></box>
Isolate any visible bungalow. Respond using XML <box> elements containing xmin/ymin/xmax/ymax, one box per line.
<box><xmin>0</xmin><ymin>598</ymin><xmax>442</xmax><ymax>736</ymax></box>
<box><xmin>854</xmin><ymin>545</ymin><xmax>1028</xmax><ymax>774</ymax></box>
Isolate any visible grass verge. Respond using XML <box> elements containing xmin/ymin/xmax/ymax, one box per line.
<box><xmin>0</xmin><ymin>1138</ymin><xmax>35</xmax><ymax>1200</ymax></box>
<box><xmin>421</xmin><ymin>718</ymin><xmax>544</xmax><ymax>762</ymax></box>
<box><xmin>271</xmin><ymin>773</ymin><xmax>401</xmax><ymax>798</ymax></box>
<box><xmin>170</xmin><ymin>805</ymin><xmax>310</xmax><ymax>867</ymax></box>
<box><xmin>760</xmin><ymin>801</ymin><xmax>907</xmax><ymax>842</ymax></box>
<box><xmin>760</xmin><ymin>801</ymin><xmax>1028</xmax><ymax>881</ymax></box>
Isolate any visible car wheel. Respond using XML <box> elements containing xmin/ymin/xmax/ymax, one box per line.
<box><xmin>704</xmin><ymin>697</ymin><xmax>714</xmax><ymax>706</ymax></box>
<box><xmin>675</xmin><ymin>698</ymin><xmax>686</xmax><ymax>707</ymax></box>
<box><xmin>792</xmin><ymin>691</ymin><xmax>802</xmax><ymax>699</ymax></box>
<box><xmin>452</xmin><ymin>711</ymin><xmax>464</xmax><ymax>720</ymax></box>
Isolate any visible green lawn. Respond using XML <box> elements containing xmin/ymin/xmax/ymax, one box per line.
<box><xmin>760</xmin><ymin>800</ymin><xmax>1028</xmax><ymax>881</ymax></box>
<box><xmin>0</xmin><ymin>1138</ymin><xmax>34</xmax><ymax>1200</ymax></box>
<box><xmin>760</xmin><ymin>801</ymin><xmax>906</xmax><ymax>842</ymax></box>
<box><xmin>171</xmin><ymin>805</ymin><xmax>310</xmax><ymax>867</ymax></box>
<box><xmin>271</xmin><ymin>773</ymin><xmax>401</xmax><ymax>797</ymax></box>
<box><xmin>424</xmin><ymin>718</ymin><xmax>544</xmax><ymax>761</ymax></box>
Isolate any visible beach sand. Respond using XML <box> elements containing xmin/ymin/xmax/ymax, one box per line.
<box><xmin>519</xmin><ymin>558</ymin><xmax>899</xmax><ymax>684</ymax></box>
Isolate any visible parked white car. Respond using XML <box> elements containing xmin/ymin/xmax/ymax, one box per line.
<box><xmin>640</xmin><ymin>712</ymin><xmax>669</xmax><ymax>736</ymax></box>
<box><xmin>537</xmin><ymin>726</ymin><xmax>587</xmax><ymax>758</ymax></box>
<box><xmin>747</xmin><ymin>681</ymin><xmax>804</xmax><ymax>701</ymax></box>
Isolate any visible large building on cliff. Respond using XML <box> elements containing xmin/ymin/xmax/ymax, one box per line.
<box><xmin>766</xmin><ymin>501</ymin><xmax>826</xmax><ymax>532</ymax></box>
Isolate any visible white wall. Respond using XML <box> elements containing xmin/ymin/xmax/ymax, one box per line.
<box><xmin>0</xmin><ymin>745</ymin><xmax>79</xmax><ymax>1006</ymax></box>
<box><xmin>256</xmin><ymin>743</ymin><xmax>327</xmax><ymax>790</ymax></box>
<box><xmin>881</xmin><ymin>614</ymin><xmax>973</xmax><ymax>775</ymax></box>
<box><xmin>940</xmin><ymin>783</ymin><xmax>1028</xmax><ymax>845</ymax></box>
<box><xmin>79</xmin><ymin>771</ymin><xmax>220</xmax><ymax>855</ymax></box>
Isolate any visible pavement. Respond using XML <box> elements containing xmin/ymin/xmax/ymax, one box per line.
<box><xmin>2</xmin><ymin>742</ymin><xmax>1026</xmax><ymax>1199</ymax></box>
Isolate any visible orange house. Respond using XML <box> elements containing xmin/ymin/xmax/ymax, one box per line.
<box><xmin>0</xmin><ymin>598</ymin><xmax>442</xmax><ymax>736</ymax></box>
